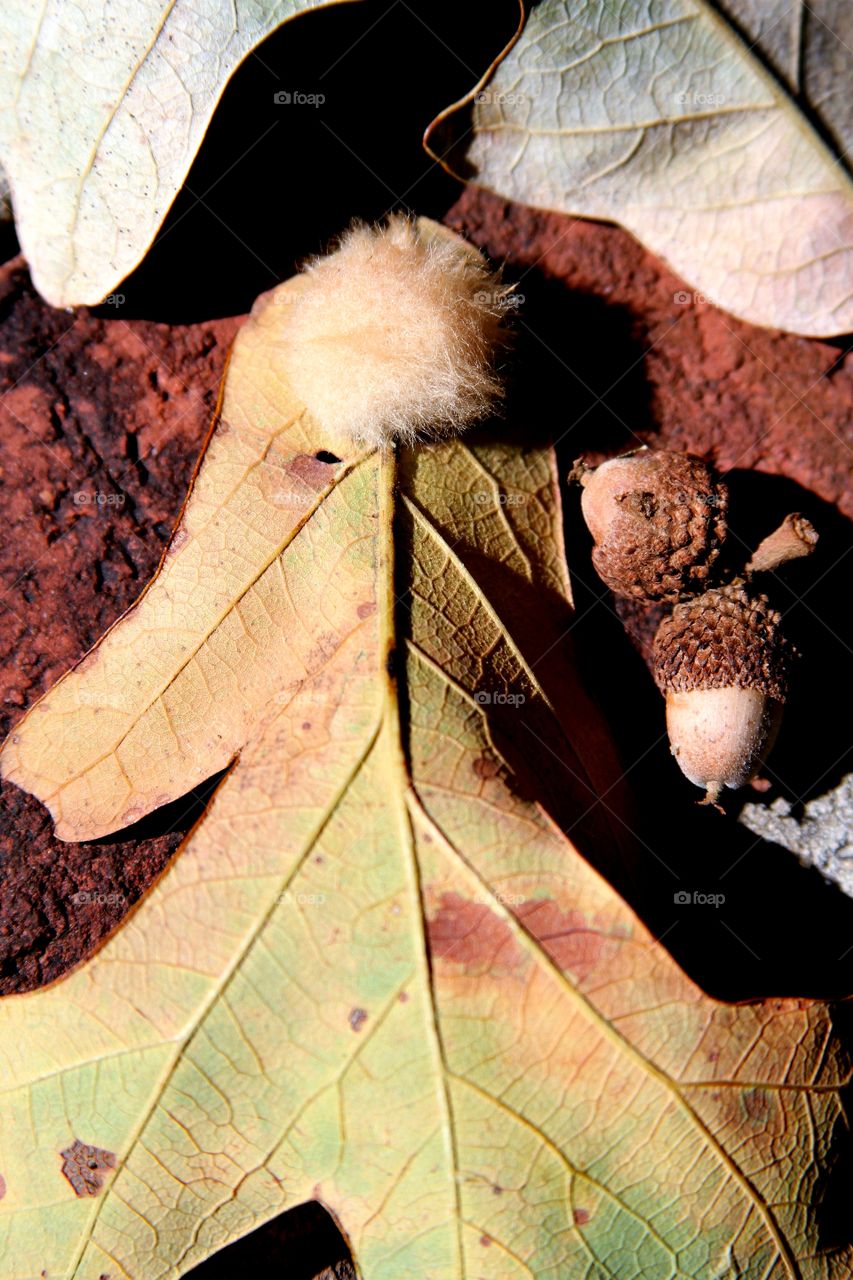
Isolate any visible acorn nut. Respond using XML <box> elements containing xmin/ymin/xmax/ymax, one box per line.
<box><xmin>577</xmin><ymin>449</ymin><xmax>727</xmax><ymax>601</ymax></box>
<box><xmin>653</xmin><ymin>584</ymin><xmax>793</xmax><ymax>805</ymax></box>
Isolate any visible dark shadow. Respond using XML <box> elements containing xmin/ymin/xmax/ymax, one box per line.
<box><xmin>811</xmin><ymin>999</ymin><xmax>853</xmax><ymax>1252</ymax></box>
<box><xmin>507</xmin><ymin>267</ymin><xmax>657</xmax><ymax>462</ymax></box>
<box><xmin>85</xmin><ymin>766</ymin><xmax>229</xmax><ymax>845</ymax></box>
<box><xmin>88</xmin><ymin>0</ymin><xmax>520</xmax><ymax>323</ymax></box>
<box><xmin>0</xmin><ymin>220</ymin><xmax>19</xmax><ymax>269</ymax></box>
<box><xmin>185</xmin><ymin>1200</ymin><xmax>353</xmax><ymax>1279</ymax></box>
<box><xmin>561</xmin><ymin>458</ymin><xmax>853</xmax><ymax>1001</ymax></box>
<box><xmin>390</xmin><ymin>263</ymin><xmax>660</xmax><ymax>900</ymax></box>
<box><xmin>721</xmin><ymin>469</ymin><xmax>853</xmax><ymax>807</ymax></box>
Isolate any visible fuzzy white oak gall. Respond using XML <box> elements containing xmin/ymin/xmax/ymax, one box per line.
<box><xmin>277</xmin><ymin>216</ymin><xmax>513</xmax><ymax>447</ymax></box>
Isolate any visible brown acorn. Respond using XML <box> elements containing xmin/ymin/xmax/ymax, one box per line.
<box><xmin>653</xmin><ymin>584</ymin><xmax>792</xmax><ymax>804</ymax></box>
<box><xmin>577</xmin><ymin>449</ymin><xmax>727</xmax><ymax>601</ymax></box>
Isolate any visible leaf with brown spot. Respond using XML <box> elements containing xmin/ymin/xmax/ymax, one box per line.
<box><xmin>59</xmin><ymin>1141</ymin><xmax>117</xmax><ymax>1199</ymax></box>
<box><xmin>0</xmin><ymin>222</ymin><xmax>851</xmax><ymax>1278</ymax></box>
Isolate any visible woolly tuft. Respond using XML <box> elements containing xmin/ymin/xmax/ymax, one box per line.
<box><xmin>278</xmin><ymin>216</ymin><xmax>513</xmax><ymax>448</ymax></box>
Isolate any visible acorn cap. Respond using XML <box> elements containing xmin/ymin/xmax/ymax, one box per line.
<box><xmin>653</xmin><ymin>584</ymin><xmax>791</xmax><ymax>700</ymax></box>
<box><xmin>579</xmin><ymin>449</ymin><xmax>727</xmax><ymax>602</ymax></box>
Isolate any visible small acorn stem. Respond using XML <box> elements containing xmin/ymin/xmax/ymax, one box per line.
<box><xmin>746</xmin><ymin>513</ymin><xmax>818</xmax><ymax>576</ymax></box>
<box><xmin>699</xmin><ymin>781</ymin><xmax>723</xmax><ymax>808</ymax></box>
<box><xmin>568</xmin><ymin>458</ymin><xmax>592</xmax><ymax>487</ymax></box>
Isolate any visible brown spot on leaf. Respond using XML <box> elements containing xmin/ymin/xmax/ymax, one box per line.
<box><xmin>480</xmin><ymin>1235</ymin><xmax>491</xmax><ymax>1247</ymax></box>
<box><xmin>472</xmin><ymin>754</ymin><xmax>500</xmax><ymax>780</ymax></box>
<box><xmin>427</xmin><ymin>892</ymin><xmax>522</xmax><ymax>972</ymax></box>
<box><xmin>349</xmin><ymin>1007</ymin><xmax>368</xmax><ymax>1032</ymax></box>
<box><xmin>75</xmin><ymin>647</ymin><xmax>101</xmax><ymax>675</ymax></box>
<box><xmin>306</xmin><ymin>631</ymin><xmax>340</xmax><ymax>669</ymax></box>
<box><xmin>0</xmin><ymin>1173</ymin><xmax>5</xmax><ymax>1199</ymax></box>
<box><xmin>744</xmin><ymin>1088</ymin><xmax>770</xmax><ymax>1124</ymax></box>
<box><xmin>516</xmin><ymin>899</ymin><xmax>607</xmax><ymax>985</ymax></box>
<box><xmin>288</xmin><ymin>453</ymin><xmax>334</xmax><ymax>489</ymax></box>
<box><xmin>573</xmin><ymin>1207</ymin><xmax>591</xmax><ymax>1225</ymax></box>
<box><xmin>60</xmin><ymin>1139</ymin><xmax>116</xmax><ymax>1197</ymax></box>
<box><xmin>357</xmin><ymin>601</ymin><xmax>376</xmax><ymax>619</ymax></box>
<box><xmin>167</xmin><ymin>525</ymin><xmax>188</xmax><ymax>556</ymax></box>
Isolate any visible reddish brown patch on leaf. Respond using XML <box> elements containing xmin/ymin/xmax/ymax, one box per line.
<box><xmin>167</xmin><ymin>525</ymin><xmax>188</xmax><ymax>556</ymax></box>
<box><xmin>306</xmin><ymin>631</ymin><xmax>340</xmax><ymax>669</ymax></box>
<box><xmin>287</xmin><ymin>454</ymin><xmax>334</xmax><ymax>490</ymax></box>
<box><xmin>0</xmin><ymin>1172</ymin><xmax>6</xmax><ymax>1199</ymax></box>
<box><xmin>472</xmin><ymin>754</ymin><xmax>501</xmax><ymax>780</ymax></box>
<box><xmin>427</xmin><ymin>892</ymin><xmax>523</xmax><ymax>972</ymax></box>
<box><xmin>744</xmin><ymin>1088</ymin><xmax>770</xmax><ymax>1124</ymax></box>
<box><xmin>357</xmin><ymin>601</ymin><xmax>376</xmax><ymax>620</ymax></box>
<box><xmin>516</xmin><ymin>899</ymin><xmax>607</xmax><ymax>985</ymax></box>
<box><xmin>480</xmin><ymin>1235</ymin><xmax>491</xmax><ymax>1247</ymax></box>
<box><xmin>573</xmin><ymin>1207</ymin><xmax>591</xmax><ymax>1225</ymax></box>
<box><xmin>75</xmin><ymin>648</ymin><xmax>101</xmax><ymax>676</ymax></box>
<box><xmin>349</xmin><ymin>1007</ymin><xmax>368</xmax><ymax>1032</ymax></box>
<box><xmin>60</xmin><ymin>1139</ymin><xmax>116</xmax><ymax>1197</ymax></box>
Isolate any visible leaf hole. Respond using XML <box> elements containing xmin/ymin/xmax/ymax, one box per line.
<box><xmin>314</xmin><ymin>450</ymin><xmax>341</xmax><ymax>465</ymax></box>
